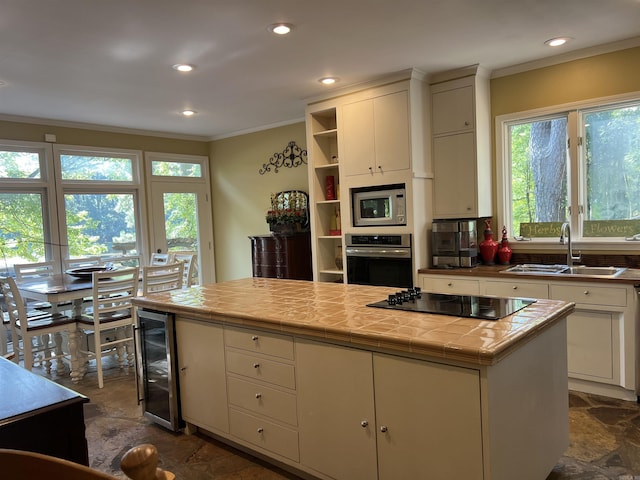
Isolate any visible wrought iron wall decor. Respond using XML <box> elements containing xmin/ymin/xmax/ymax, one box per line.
<box><xmin>259</xmin><ymin>141</ymin><xmax>307</xmax><ymax>175</ymax></box>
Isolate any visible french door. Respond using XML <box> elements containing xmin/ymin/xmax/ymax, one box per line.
<box><xmin>146</xmin><ymin>153</ymin><xmax>215</xmax><ymax>285</ymax></box>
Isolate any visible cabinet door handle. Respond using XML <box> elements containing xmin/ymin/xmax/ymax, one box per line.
<box><xmin>377</xmin><ymin>165</ymin><xmax>383</xmax><ymax>172</ymax></box>
<box><xmin>255</xmin><ymin>393</ymin><xmax>262</xmax><ymax>399</ymax></box>
<box><xmin>512</xmin><ymin>286</ymin><xmax>518</xmax><ymax>290</ymax></box>
<box><xmin>464</xmin><ymin>121</ymin><xmax>470</xmax><ymax>126</ymax></box>
<box><xmin>447</xmin><ymin>282</ymin><xmax>453</xmax><ymax>287</ymax></box>
<box><xmin>583</xmin><ymin>290</ymin><xmax>590</xmax><ymax>295</ymax></box>
<box><xmin>380</xmin><ymin>425</ymin><xmax>388</xmax><ymax>433</ymax></box>
<box><xmin>360</xmin><ymin>420</ymin><xmax>368</xmax><ymax>428</ymax></box>
<box><xmin>180</xmin><ymin>366</ymin><xmax>187</xmax><ymax>372</ymax></box>
<box><xmin>368</xmin><ymin>166</ymin><xmax>373</xmax><ymax>173</ymax></box>
<box><xmin>253</xmin><ymin>363</ymin><xmax>260</xmax><ymax>369</ymax></box>
<box><xmin>252</xmin><ymin>335</ymin><xmax>259</xmax><ymax>341</ymax></box>
<box><xmin>257</xmin><ymin>427</ymin><xmax>264</xmax><ymax>434</ymax></box>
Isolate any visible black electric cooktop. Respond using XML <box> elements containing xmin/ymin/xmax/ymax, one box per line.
<box><xmin>367</xmin><ymin>289</ymin><xmax>536</xmax><ymax>320</ymax></box>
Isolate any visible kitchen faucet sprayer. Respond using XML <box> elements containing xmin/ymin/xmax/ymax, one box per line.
<box><xmin>560</xmin><ymin>222</ymin><xmax>581</xmax><ymax>267</ymax></box>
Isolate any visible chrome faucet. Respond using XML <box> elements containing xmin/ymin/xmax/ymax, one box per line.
<box><xmin>560</xmin><ymin>222</ymin><xmax>581</xmax><ymax>267</ymax></box>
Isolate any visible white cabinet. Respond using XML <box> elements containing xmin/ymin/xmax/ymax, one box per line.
<box><xmin>431</xmin><ymin>66</ymin><xmax>492</xmax><ymax>219</ymax></box>
<box><xmin>342</xmin><ymin>90</ymin><xmax>410</xmax><ymax>177</ymax></box>
<box><xmin>550</xmin><ymin>283</ymin><xmax>628</xmax><ymax>387</ymax></box>
<box><xmin>175</xmin><ymin>317</ymin><xmax>229</xmax><ymax>433</ymax></box>
<box><xmin>296</xmin><ymin>338</ymin><xmax>483</xmax><ymax>480</ymax></box>
<box><xmin>418</xmin><ymin>272</ymin><xmax>637</xmax><ymax>401</ymax></box>
<box><xmin>224</xmin><ymin>325</ymin><xmax>299</xmax><ymax>462</ymax></box>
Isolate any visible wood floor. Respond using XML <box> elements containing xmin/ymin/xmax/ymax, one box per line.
<box><xmin>28</xmin><ymin>360</ymin><xmax>640</xmax><ymax>479</ymax></box>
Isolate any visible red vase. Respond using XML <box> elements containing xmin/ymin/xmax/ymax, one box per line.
<box><xmin>479</xmin><ymin>219</ymin><xmax>499</xmax><ymax>265</ymax></box>
<box><xmin>497</xmin><ymin>225</ymin><xmax>513</xmax><ymax>265</ymax></box>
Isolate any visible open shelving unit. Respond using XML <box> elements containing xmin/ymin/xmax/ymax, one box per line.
<box><xmin>307</xmin><ymin>107</ymin><xmax>344</xmax><ymax>283</ymax></box>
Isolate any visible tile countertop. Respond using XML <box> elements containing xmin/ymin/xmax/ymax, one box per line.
<box><xmin>132</xmin><ymin>277</ymin><xmax>574</xmax><ymax>367</ymax></box>
<box><xmin>418</xmin><ymin>265</ymin><xmax>640</xmax><ymax>284</ymax></box>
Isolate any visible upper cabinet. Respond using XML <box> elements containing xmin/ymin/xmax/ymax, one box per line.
<box><xmin>431</xmin><ymin>65</ymin><xmax>492</xmax><ymax>219</ymax></box>
<box><xmin>342</xmin><ymin>90</ymin><xmax>411</xmax><ymax>177</ymax></box>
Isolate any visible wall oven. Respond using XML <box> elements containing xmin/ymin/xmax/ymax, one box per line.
<box><xmin>346</xmin><ymin>234</ymin><xmax>413</xmax><ymax>288</ymax></box>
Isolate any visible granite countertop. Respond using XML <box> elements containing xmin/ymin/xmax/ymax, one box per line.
<box><xmin>418</xmin><ymin>265</ymin><xmax>640</xmax><ymax>284</ymax></box>
<box><xmin>133</xmin><ymin>277</ymin><xmax>574</xmax><ymax>367</ymax></box>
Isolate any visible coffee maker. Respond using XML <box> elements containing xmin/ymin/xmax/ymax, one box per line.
<box><xmin>431</xmin><ymin>220</ymin><xmax>478</xmax><ymax>268</ymax></box>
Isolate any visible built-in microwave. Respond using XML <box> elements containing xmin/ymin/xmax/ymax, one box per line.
<box><xmin>351</xmin><ymin>184</ymin><xmax>407</xmax><ymax>227</ymax></box>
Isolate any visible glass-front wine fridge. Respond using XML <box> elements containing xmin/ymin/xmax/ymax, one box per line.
<box><xmin>136</xmin><ymin>308</ymin><xmax>182</xmax><ymax>431</ymax></box>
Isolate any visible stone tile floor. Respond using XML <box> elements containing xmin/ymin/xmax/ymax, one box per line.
<box><xmin>30</xmin><ymin>361</ymin><xmax>640</xmax><ymax>479</ymax></box>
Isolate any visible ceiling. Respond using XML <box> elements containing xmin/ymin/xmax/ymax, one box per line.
<box><xmin>1</xmin><ymin>0</ymin><xmax>639</xmax><ymax>140</ymax></box>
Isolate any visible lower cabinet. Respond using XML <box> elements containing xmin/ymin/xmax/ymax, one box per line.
<box><xmin>296</xmin><ymin>338</ymin><xmax>483</xmax><ymax>480</ymax></box>
<box><xmin>419</xmin><ymin>273</ymin><xmax>637</xmax><ymax>400</ymax></box>
<box><xmin>175</xmin><ymin>317</ymin><xmax>229</xmax><ymax>433</ymax></box>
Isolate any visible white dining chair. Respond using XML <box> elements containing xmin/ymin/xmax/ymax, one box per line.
<box><xmin>149</xmin><ymin>253</ymin><xmax>172</xmax><ymax>266</ymax></box>
<box><xmin>172</xmin><ymin>253</ymin><xmax>196</xmax><ymax>287</ymax></box>
<box><xmin>63</xmin><ymin>256</ymin><xmax>103</xmax><ymax>271</ymax></box>
<box><xmin>76</xmin><ymin>266</ymin><xmax>139</xmax><ymax>388</ymax></box>
<box><xmin>0</xmin><ymin>276</ymin><xmax>77</xmax><ymax>373</ymax></box>
<box><xmin>14</xmin><ymin>261</ymin><xmax>56</xmax><ymax>281</ymax></box>
<box><xmin>141</xmin><ymin>263</ymin><xmax>184</xmax><ymax>296</ymax></box>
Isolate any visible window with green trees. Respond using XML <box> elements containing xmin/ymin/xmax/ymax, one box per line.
<box><xmin>502</xmin><ymin>99</ymin><xmax>640</xmax><ymax>242</ymax></box>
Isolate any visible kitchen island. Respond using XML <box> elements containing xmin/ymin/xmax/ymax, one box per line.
<box><xmin>133</xmin><ymin>278</ymin><xmax>574</xmax><ymax>480</ymax></box>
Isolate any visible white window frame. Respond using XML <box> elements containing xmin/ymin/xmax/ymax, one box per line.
<box><xmin>52</xmin><ymin>144</ymin><xmax>148</xmax><ymax>261</ymax></box>
<box><xmin>495</xmin><ymin>91</ymin><xmax>640</xmax><ymax>252</ymax></box>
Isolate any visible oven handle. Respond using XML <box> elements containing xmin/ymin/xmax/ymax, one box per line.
<box><xmin>345</xmin><ymin>247</ymin><xmax>412</xmax><ymax>258</ymax></box>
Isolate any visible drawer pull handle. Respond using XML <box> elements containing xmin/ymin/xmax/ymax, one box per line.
<box><xmin>252</xmin><ymin>335</ymin><xmax>259</xmax><ymax>341</ymax></box>
<box><xmin>380</xmin><ymin>425</ymin><xmax>388</xmax><ymax>433</ymax></box>
<box><xmin>253</xmin><ymin>363</ymin><xmax>260</xmax><ymax>369</ymax></box>
<box><xmin>512</xmin><ymin>286</ymin><xmax>518</xmax><ymax>290</ymax></box>
<box><xmin>583</xmin><ymin>290</ymin><xmax>590</xmax><ymax>295</ymax></box>
<box><xmin>180</xmin><ymin>366</ymin><xmax>187</xmax><ymax>372</ymax></box>
<box><xmin>257</xmin><ymin>427</ymin><xmax>264</xmax><ymax>434</ymax></box>
<box><xmin>447</xmin><ymin>282</ymin><xmax>453</xmax><ymax>287</ymax></box>
<box><xmin>360</xmin><ymin>420</ymin><xmax>368</xmax><ymax>428</ymax></box>
<box><xmin>255</xmin><ymin>393</ymin><xmax>262</xmax><ymax>399</ymax></box>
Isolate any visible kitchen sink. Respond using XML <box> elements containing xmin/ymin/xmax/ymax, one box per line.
<box><xmin>501</xmin><ymin>264</ymin><xmax>627</xmax><ymax>278</ymax></box>
<box><xmin>501</xmin><ymin>264</ymin><xmax>569</xmax><ymax>275</ymax></box>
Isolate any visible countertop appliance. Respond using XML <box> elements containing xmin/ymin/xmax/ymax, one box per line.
<box><xmin>136</xmin><ymin>308</ymin><xmax>182</xmax><ymax>431</ymax></box>
<box><xmin>346</xmin><ymin>233</ymin><xmax>412</xmax><ymax>288</ymax></box>
<box><xmin>431</xmin><ymin>219</ymin><xmax>478</xmax><ymax>268</ymax></box>
<box><xmin>367</xmin><ymin>287</ymin><xmax>535</xmax><ymax>320</ymax></box>
<box><xmin>351</xmin><ymin>184</ymin><xmax>406</xmax><ymax>227</ymax></box>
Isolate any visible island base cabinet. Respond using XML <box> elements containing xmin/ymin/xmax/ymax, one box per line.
<box><xmin>373</xmin><ymin>354</ymin><xmax>483</xmax><ymax>480</ymax></box>
<box><xmin>297</xmin><ymin>339</ymin><xmax>378</xmax><ymax>480</ymax></box>
<box><xmin>175</xmin><ymin>318</ymin><xmax>229</xmax><ymax>434</ymax></box>
<box><xmin>296</xmin><ymin>339</ymin><xmax>483</xmax><ymax>480</ymax></box>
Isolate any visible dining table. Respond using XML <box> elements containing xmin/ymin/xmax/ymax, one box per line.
<box><xmin>16</xmin><ymin>273</ymin><xmax>95</xmax><ymax>318</ymax></box>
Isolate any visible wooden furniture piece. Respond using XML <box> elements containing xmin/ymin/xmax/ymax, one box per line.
<box><xmin>14</xmin><ymin>261</ymin><xmax>56</xmax><ymax>281</ymax></box>
<box><xmin>1</xmin><ymin>442</ymin><xmax>175</xmax><ymax>480</ymax></box>
<box><xmin>76</xmin><ymin>267</ymin><xmax>139</xmax><ymax>388</ymax></box>
<box><xmin>0</xmin><ymin>356</ymin><xmax>89</xmax><ymax>465</ymax></box>
<box><xmin>141</xmin><ymin>263</ymin><xmax>184</xmax><ymax>295</ymax></box>
<box><xmin>0</xmin><ymin>276</ymin><xmax>77</xmax><ymax>373</ymax></box>
<box><xmin>249</xmin><ymin>233</ymin><xmax>312</xmax><ymax>280</ymax></box>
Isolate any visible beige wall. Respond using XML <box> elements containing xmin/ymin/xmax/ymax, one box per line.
<box><xmin>491</xmin><ymin>46</ymin><xmax>640</xmax><ymax>117</ymax></box>
<box><xmin>209</xmin><ymin>122</ymin><xmax>308</xmax><ymax>282</ymax></box>
<box><xmin>0</xmin><ymin>119</ymin><xmax>209</xmax><ymax>155</ymax></box>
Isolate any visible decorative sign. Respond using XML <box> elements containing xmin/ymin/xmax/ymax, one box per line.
<box><xmin>259</xmin><ymin>141</ymin><xmax>308</xmax><ymax>175</ymax></box>
<box><xmin>519</xmin><ymin>220</ymin><xmax>640</xmax><ymax>238</ymax></box>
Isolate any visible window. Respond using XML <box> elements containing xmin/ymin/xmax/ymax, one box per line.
<box><xmin>0</xmin><ymin>142</ymin><xmax>55</xmax><ymax>269</ymax></box>
<box><xmin>498</xmin><ymin>96</ymin><xmax>640</xmax><ymax>246</ymax></box>
<box><xmin>54</xmin><ymin>146</ymin><xmax>143</xmax><ymax>260</ymax></box>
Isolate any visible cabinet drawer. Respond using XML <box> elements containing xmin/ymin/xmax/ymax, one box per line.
<box><xmin>225</xmin><ymin>326</ymin><xmax>294</xmax><ymax>360</ymax></box>
<box><xmin>228</xmin><ymin>376</ymin><xmax>298</xmax><ymax>426</ymax></box>
<box><xmin>550</xmin><ymin>284</ymin><xmax>627</xmax><ymax>307</ymax></box>
<box><xmin>421</xmin><ymin>276</ymin><xmax>480</xmax><ymax>295</ymax></box>
<box><xmin>226</xmin><ymin>350</ymin><xmax>296</xmax><ymax>389</ymax></box>
<box><xmin>229</xmin><ymin>408</ymin><xmax>299</xmax><ymax>461</ymax></box>
<box><xmin>484</xmin><ymin>281</ymin><xmax>549</xmax><ymax>299</ymax></box>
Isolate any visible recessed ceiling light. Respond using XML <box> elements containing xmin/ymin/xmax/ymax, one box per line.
<box><xmin>319</xmin><ymin>77</ymin><xmax>339</xmax><ymax>86</ymax></box>
<box><xmin>172</xmin><ymin>64</ymin><xmax>195</xmax><ymax>72</ymax></box>
<box><xmin>544</xmin><ymin>37</ymin><xmax>570</xmax><ymax>47</ymax></box>
<box><xmin>181</xmin><ymin>109</ymin><xmax>196</xmax><ymax>116</ymax></box>
<box><xmin>268</xmin><ymin>23</ymin><xmax>294</xmax><ymax>35</ymax></box>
